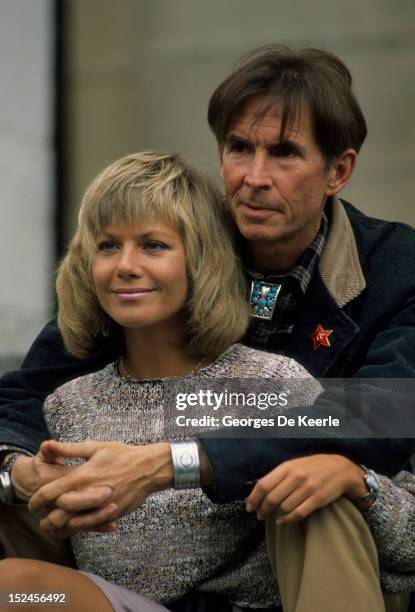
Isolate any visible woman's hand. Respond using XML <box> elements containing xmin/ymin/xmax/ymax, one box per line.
<box><xmin>28</xmin><ymin>439</ymin><xmax>174</xmax><ymax>536</ymax></box>
<box><xmin>246</xmin><ymin>454</ymin><xmax>367</xmax><ymax>523</ymax></box>
<box><xmin>11</xmin><ymin>446</ymin><xmax>69</xmax><ymax>502</ymax></box>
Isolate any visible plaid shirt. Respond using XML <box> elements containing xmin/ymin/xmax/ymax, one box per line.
<box><xmin>244</xmin><ymin>212</ymin><xmax>328</xmax><ymax>349</ymax></box>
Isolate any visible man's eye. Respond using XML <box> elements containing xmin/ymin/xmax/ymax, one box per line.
<box><xmin>272</xmin><ymin>142</ymin><xmax>299</xmax><ymax>157</ymax></box>
<box><xmin>144</xmin><ymin>240</ymin><xmax>168</xmax><ymax>251</ymax></box>
<box><xmin>227</xmin><ymin>140</ymin><xmax>250</xmax><ymax>154</ymax></box>
<box><xmin>97</xmin><ymin>240</ymin><xmax>118</xmax><ymax>252</ymax></box>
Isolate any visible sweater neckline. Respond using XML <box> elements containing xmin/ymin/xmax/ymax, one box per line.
<box><xmin>112</xmin><ymin>343</ymin><xmax>242</xmax><ymax>384</ymax></box>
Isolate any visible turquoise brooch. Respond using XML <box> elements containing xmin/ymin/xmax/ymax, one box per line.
<box><xmin>249</xmin><ymin>281</ymin><xmax>282</xmax><ymax>320</ymax></box>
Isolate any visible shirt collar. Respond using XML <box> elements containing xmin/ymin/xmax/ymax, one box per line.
<box><xmin>245</xmin><ymin>211</ymin><xmax>329</xmax><ymax>295</ymax></box>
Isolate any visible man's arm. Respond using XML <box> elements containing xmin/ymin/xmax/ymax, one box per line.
<box><xmin>0</xmin><ymin>320</ymin><xmax>111</xmax><ymax>455</ymax></box>
<box><xmin>198</xmin><ymin>295</ymin><xmax>415</xmax><ymax>502</ymax></box>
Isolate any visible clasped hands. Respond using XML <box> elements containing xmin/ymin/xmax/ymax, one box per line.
<box><xmin>12</xmin><ymin>441</ymin><xmax>367</xmax><ymax>537</ymax></box>
<box><xmin>11</xmin><ymin>439</ymin><xmax>173</xmax><ymax>538</ymax></box>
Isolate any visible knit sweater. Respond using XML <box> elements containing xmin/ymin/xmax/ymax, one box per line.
<box><xmin>43</xmin><ymin>343</ymin><xmax>322</xmax><ymax>608</ymax></box>
<box><xmin>365</xmin><ymin>472</ymin><xmax>415</xmax><ymax>594</ymax></box>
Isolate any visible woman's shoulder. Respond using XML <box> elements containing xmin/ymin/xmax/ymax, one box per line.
<box><xmin>203</xmin><ymin>344</ymin><xmax>321</xmax><ymax>406</ymax></box>
<box><xmin>209</xmin><ymin>343</ymin><xmax>314</xmax><ymax>379</ymax></box>
<box><xmin>45</xmin><ymin>362</ymin><xmax>117</xmax><ymax>406</ymax></box>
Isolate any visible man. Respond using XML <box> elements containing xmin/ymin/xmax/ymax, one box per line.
<box><xmin>1</xmin><ymin>45</ymin><xmax>415</xmax><ymax>611</ymax></box>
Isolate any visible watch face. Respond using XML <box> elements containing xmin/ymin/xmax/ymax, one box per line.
<box><xmin>365</xmin><ymin>470</ymin><xmax>380</xmax><ymax>498</ymax></box>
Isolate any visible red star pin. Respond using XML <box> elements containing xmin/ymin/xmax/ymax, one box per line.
<box><xmin>309</xmin><ymin>324</ymin><xmax>333</xmax><ymax>350</ymax></box>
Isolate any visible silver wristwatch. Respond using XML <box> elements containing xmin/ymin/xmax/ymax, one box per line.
<box><xmin>357</xmin><ymin>465</ymin><xmax>380</xmax><ymax>505</ymax></box>
<box><xmin>0</xmin><ymin>453</ymin><xmax>23</xmax><ymax>505</ymax></box>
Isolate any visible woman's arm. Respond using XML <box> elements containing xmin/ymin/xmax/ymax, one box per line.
<box><xmin>364</xmin><ymin>471</ymin><xmax>415</xmax><ymax>572</ymax></box>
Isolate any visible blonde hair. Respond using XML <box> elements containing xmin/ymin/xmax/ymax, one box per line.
<box><xmin>57</xmin><ymin>151</ymin><xmax>249</xmax><ymax>358</ymax></box>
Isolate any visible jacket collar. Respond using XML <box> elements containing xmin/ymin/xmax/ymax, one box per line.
<box><xmin>319</xmin><ymin>197</ymin><xmax>366</xmax><ymax>308</ymax></box>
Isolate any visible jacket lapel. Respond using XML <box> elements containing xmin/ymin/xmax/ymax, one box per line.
<box><xmin>286</xmin><ymin>198</ymin><xmax>365</xmax><ymax>377</ymax></box>
<box><xmin>319</xmin><ymin>197</ymin><xmax>366</xmax><ymax>308</ymax></box>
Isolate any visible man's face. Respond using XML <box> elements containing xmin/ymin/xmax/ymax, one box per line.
<box><xmin>219</xmin><ymin>98</ymin><xmax>339</xmax><ymax>255</ymax></box>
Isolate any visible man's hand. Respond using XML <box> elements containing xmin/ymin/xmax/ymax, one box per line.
<box><xmin>246</xmin><ymin>454</ymin><xmax>366</xmax><ymax>523</ymax></box>
<box><xmin>29</xmin><ymin>439</ymin><xmax>174</xmax><ymax>535</ymax></box>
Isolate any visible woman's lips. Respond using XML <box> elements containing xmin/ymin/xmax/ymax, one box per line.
<box><xmin>112</xmin><ymin>288</ymin><xmax>155</xmax><ymax>301</ymax></box>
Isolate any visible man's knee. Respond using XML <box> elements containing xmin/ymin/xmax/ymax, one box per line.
<box><xmin>266</xmin><ymin>496</ymin><xmax>381</xmax><ymax>584</ymax></box>
<box><xmin>310</xmin><ymin>496</ymin><xmax>368</xmax><ymax>529</ymax></box>
<box><xmin>266</xmin><ymin>498</ymin><xmax>386</xmax><ymax>612</ymax></box>
<box><xmin>267</xmin><ymin>496</ymin><xmax>377</xmax><ymax>556</ymax></box>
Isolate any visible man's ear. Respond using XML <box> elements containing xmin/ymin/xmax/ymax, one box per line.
<box><xmin>325</xmin><ymin>149</ymin><xmax>357</xmax><ymax>196</ymax></box>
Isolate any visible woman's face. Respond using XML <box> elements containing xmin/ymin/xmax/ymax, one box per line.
<box><xmin>92</xmin><ymin>221</ymin><xmax>188</xmax><ymax>336</ymax></box>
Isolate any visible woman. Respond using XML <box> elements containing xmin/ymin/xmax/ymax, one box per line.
<box><xmin>0</xmin><ymin>152</ymin><xmax>322</xmax><ymax>612</ymax></box>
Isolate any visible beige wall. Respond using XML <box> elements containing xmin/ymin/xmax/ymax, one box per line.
<box><xmin>64</xmin><ymin>0</ymin><xmax>415</xmax><ymax>241</ymax></box>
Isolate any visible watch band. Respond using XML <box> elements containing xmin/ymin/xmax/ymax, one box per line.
<box><xmin>0</xmin><ymin>470</ymin><xmax>14</xmax><ymax>505</ymax></box>
<box><xmin>170</xmin><ymin>440</ymin><xmax>200</xmax><ymax>489</ymax></box>
<box><xmin>0</xmin><ymin>452</ymin><xmax>24</xmax><ymax>505</ymax></box>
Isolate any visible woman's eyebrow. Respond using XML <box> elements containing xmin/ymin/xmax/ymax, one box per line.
<box><xmin>97</xmin><ymin>228</ymin><xmax>176</xmax><ymax>239</ymax></box>
<box><xmin>140</xmin><ymin>230</ymin><xmax>176</xmax><ymax>239</ymax></box>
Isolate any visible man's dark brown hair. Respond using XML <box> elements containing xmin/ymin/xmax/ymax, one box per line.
<box><xmin>208</xmin><ymin>45</ymin><xmax>367</xmax><ymax>163</ymax></box>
